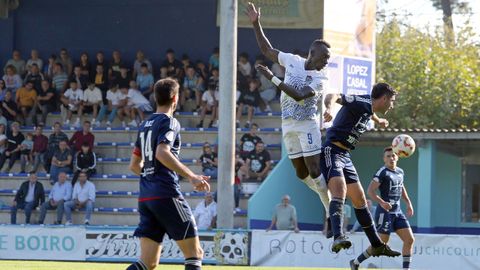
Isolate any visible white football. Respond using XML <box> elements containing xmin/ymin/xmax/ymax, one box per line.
<box><xmin>392</xmin><ymin>134</ymin><xmax>416</xmax><ymax>158</ymax></box>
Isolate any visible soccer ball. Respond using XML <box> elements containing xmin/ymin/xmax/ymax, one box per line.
<box><xmin>392</xmin><ymin>134</ymin><xmax>416</xmax><ymax>158</ymax></box>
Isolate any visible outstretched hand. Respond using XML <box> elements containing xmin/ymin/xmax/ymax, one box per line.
<box><xmin>255</xmin><ymin>64</ymin><xmax>274</xmax><ymax>80</ymax></box>
<box><xmin>245</xmin><ymin>2</ymin><xmax>261</xmax><ymax>23</ymax></box>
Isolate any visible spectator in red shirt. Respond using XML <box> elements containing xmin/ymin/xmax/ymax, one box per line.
<box><xmin>32</xmin><ymin>125</ymin><xmax>49</xmax><ymax>173</ymax></box>
<box><xmin>69</xmin><ymin>121</ymin><xmax>94</xmax><ymax>154</ymax></box>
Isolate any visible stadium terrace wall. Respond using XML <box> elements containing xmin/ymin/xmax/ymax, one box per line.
<box><xmin>0</xmin><ymin>0</ymin><xmax>322</xmax><ymax>68</ymax></box>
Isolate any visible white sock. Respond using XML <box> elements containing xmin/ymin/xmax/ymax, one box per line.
<box><xmin>302</xmin><ymin>175</ymin><xmax>331</xmax><ymax>217</ymax></box>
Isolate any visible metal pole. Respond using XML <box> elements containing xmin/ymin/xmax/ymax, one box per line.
<box><xmin>217</xmin><ymin>0</ymin><xmax>237</xmax><ymax>229</ymax></box>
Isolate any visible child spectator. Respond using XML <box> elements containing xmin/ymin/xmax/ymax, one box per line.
<box><xmin>197</xmin><ymin>142</ymin><xmax>218</xmax><ymax>179</ymax></box>
<box><xmin>15</xmin><ymin>81</ymin><xmax>37</xmax><ymax>126</ymax></box>
<box><xmin>122</xmin><ymin>81</ymin><xmax>152</xmax><ymax>127</ymax></box>
<box><xmin>2</xmin><ymin>65</ymin><xmax>22</xmax><ymax>93</ymax></box>
<box><xmin>95</xmin><ymin>84</ymin><xmax>126</xmax><ymax>127</ymax></box>
<box><xmin>83</xmin><ymin>82</ymin><xmax>103</xmax><ymax>125</ymax></box>
<box><xmin>72</xmin><ymin>142</ymin><xmax>96</xmax><ymax>186</ymax></box>
<box><xmin>183</xmin><ymin>65</ymin><xmax>205</xmax><ymax>111</ymax></box>
<box><xmin>238</xmin><ymin>52</ymin><xmax>252</xmax><ymax>78</ymax></box>
<box><xmin>236</xmin><ymin>78</ymin><xmax>262</xmax><ymax>129</ymax></box>
<box><xmin>136</xmin><ymin>63</ymin><xmax>154</xmax><ymax>98</ymax></box>
<box><xmin>209</xmin><ymin>47</ymin><xmax>220</xmax><ymax>72</ymax></box>
<box><xmin>31</xmin><ymin>125</ymin><xmax>49</xmax><ymax>173</ymax></box>
<box><xmin>19</xmin><ymin>132</ymin><xmax>34</xmax><ymax>173</ymax></box>
<box><xmin>197</xmin><ymin>82</ymin><xmax>219</xmax><ymax>128</ymax></box>
<box><xmin>61</xmin><ymin>81</ymin><xmax>84</xmax><ymax>127</ymax></box>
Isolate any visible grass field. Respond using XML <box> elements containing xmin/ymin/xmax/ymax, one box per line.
<box><xmin>0</xmin><ymin>260</ymin><xmax>344</xmax><ymax>270</ymax></box>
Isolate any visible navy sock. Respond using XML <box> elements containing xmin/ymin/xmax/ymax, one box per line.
<box><xmin>354</xmin><ymin>206</ymin><xmax>383</xmax><ymax>247</ymax></box>
<box><xmin>403</xmin><ymin>255</ymin><xmax>412</xmax><ymax>269</ymax></box>
<box><xmin>126</xmin><ymin>260</ymin><xmax>147</xmax><ymax>270</ymax></box>
<box><xmin>329</xmin><ymin>197</ymin><xmax>345</xmax><ymax>239</ymax></box>
<box><xmin>354</xmin><ymin>250</ymin><xmax>371</xmax><ymax>265</ymax></box>
<box><xmin>185</xmin><ymin>257</ymin><xmax>202</xmax><ymax>270</ymax></box>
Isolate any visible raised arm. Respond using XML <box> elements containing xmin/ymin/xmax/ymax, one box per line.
<box><xmin>245</xmin><ymin>2</ymin><xmax>280</xmax><ymax>63</ymax></box>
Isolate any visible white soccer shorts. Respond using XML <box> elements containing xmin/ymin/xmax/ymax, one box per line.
<box><xmin>282</xmin><ymin>117</ymin><xmax>322</xmax><ymax>159</ymax></box>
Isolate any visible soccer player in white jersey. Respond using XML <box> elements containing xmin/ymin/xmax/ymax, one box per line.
<box><xmin>246</xmin><ymin>2</ymin><xmax>332</xmax><ymax>236</ymax></box>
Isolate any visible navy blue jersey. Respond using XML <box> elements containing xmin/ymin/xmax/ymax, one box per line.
<box><xmin>325</xmin><ymin>94</ymin><xmax>372</xmax><ymax>150</ymax></box>
<box><xmin>373</xmin><ymin>166</ymin><xmax>405</xmax><ymax>213</ymax></box>
<box><xmin>135</xmin><ymin>113</ymin><xmax>182</xmax><ymax>199</ymax></box>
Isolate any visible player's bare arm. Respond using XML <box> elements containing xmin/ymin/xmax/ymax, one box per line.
<box><xmin>323</xmin><ymin>93</ymin><xmax>342</xmax><ymax>122</ymax></box>
<box><xmin>155</xmin><ymin>143</ymin><xmax>210</xmax><ymax>192</ymax></box>
<box><xmin>129</xmin><ymin>153</ymin><xmax>143</xmax><ymax>175</ymax></box>
<box><xmin>402</xmin><ymin>186</ymin><xmax>414</xmax><ymax>217</ymax></box>
<box><xmin>245</xmin><ymin>2</ymin><xmax>280</xmax><ymax>63</ymax></box>
<box><xmin>367</xmin><ymin>180</ymin><xmax>392</xmax><ymax>211</ymax></box>
<box><xmin>255</xmin><ymin>64</ymin><xmax>314</xmax><ymax>101</ymax></box>
<box><xmin>372</xmin><ymin>113</ymin><xmax>389</xmax><ymax>128</ymax></box>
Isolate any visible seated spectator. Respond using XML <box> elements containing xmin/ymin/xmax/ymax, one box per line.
<box><xmin>95</xmin><ymin>84</ymin><xmax>126</xmax><ymax>127</ymax></box>
<box><xmin>69</xmin><ymin>121</ymin><xmax>94</xmax><ymax>154</ymax></box>
<box><xmin>193</xmin><ymin>192</ymin><xmax>217</xmax><ymax>230</ymax></box>
<box><xmin>1</xmin><ymin>90</ymin><xmax>18</xmax><ymax>124</ymax></box>
<box><xmin>109</xmin><ymin>50</ymin><xmax>123</xmax><ymax>81</ymax></box>
<box><xmin>69</xmin><ymin>66</ymin><xmax>89</xmax><ymax>90</ymax></box>
<box><xmin>197</xmin><ymin>82</ymin><xmax>218</xmax><ymax>128</ymax></box>
<box><xmin>242</xmin><ymin>141</ymin><xmax>271</xmax><ymax>181</ymax></box>
<box><xmin>209</xmin><ymin>47</ymin><xmax>220</xmax><ymax>72</ymax></box>
<box><xmin>19</xmin><ymin>132</ymin><xmax>33</xmax><ymax>173</ymax></box>
<box><xmin>197</xmin><ymin>142</ymin><xmax>218</xmax><ymax>179</ymax></box>
<box><xmin>122</xmin><ymin>81</ymin><xmax>152</xmax><ymax>127</ymax></box>
<box><xmin>195</xmin><ymin>60</ymin><xmax>209</xmax><ymax>82</ymax></box>
<box><xmin>234</xmin><ymin>152</ymin><xmax>246</xmax><ymax>213</ymax></box>
<box><xmin>31</xmin><ymin>125</ymin><xmax>49</xmax><ymax>173</ymax></box>
<box><xmin>4</xmin><ymin>50</ymin><xmax>26</xmax><ymax>77</ymax></box>
<box><xmin>2</xmin><ymin>65</ymin><xmax>22</xmax><ymax>93</ymax></box>
<box><xmin>239</xmin><ymin>123</ymin><xmax>262</xmax><ymax>159</ymax></box>
<box><xmin>0</xmin><ymin>124</ymin><xmax>7</xmax><ymax>157</ymax></box>
<box><xmin>83</xmin><ymin>82</ymin><xmax>103</xmax><ymax>125</ymax></box>
<box><xmin>208</xmin><ymin>67</ymin><xmax>219</xmax><ymax>90</ymax></box>
<box><xmin>266</xmin><ymin>194</ymin><xmax>299</xmax><ymax>232</ymax></box>
<box><xmin>61</xmin><ymin>80</ymin><xmax>84</xmax><ymax>127</ymax></box>
<box><xmin>64</xmin><ymin>171</ymin><xmax>96</xmax><ymax>225</ymax></box>
<box><xmin>78</xmin><ymin>52</ymin><xmax>91</xmax><ymax>78</ymax></box>
<box><xmin>35</xmin><ymin>80</ymin><xmax>56</xmax><ymax>125</ymax></box>
<box><xmin>93</xmin><ymin>64</ymin><xmax>108</xmax><ymax>100</ymax></box>
<box><xmin>161</xmin><ymin>49</ymin><xmax>182</xmax><ymax>78</ymax></box>
<box><xmin>52</xmin><ymin>63</ymin><xmax>69</xmax><ymax>94</ymax></box>
<box><xmin>136</xmin><ymin>63</ymin><xmax>154</xmax><ymax>98</ymax></box>
<box><xmin>238</xmin><ymin>52</ymin><xmax>252</xmax><ymax>78</ymax></box>
<box><xmin>26</xmin><ymin>49</ymin><xmax>43</xmax><ymax>74</ymax></box>
<box><xmin>72</xmin><ymin>142</ymin><xmax>97</xmax><ymax>186</ymax></box>
<box><xmin>46</xmin><ymin>122</ymin><xmax>69</xmax><ymax>173</ymax></box>
<box><xmin>92</xmin><ymin>51</ymin><xmax>108</xmax><ymax>77</ymax></box>
<box><xmin>43</xmin><ymin>54</ymin><xmax>57</xmax><ymax>80</ymax></box>
<box><xmin>49</xmin><ymin>140</ymin><xmax>72</xmax><ymax>184</ymax></box>
<box><xmin>182</xmin><ymin>65</ymin><xmax>205</xmax><ymax>110</ymax></box>
<box><xmin>115</xmin><ymin>66</ymin><xmax>131</xmax><ymax>89</ymax></box>
<box><xmin>15</xmin><ymin>81</ymin><xmax>37</xmax><ymax>126</ymax></box>
<box><xmin>57</xmin><ymin>48</ymin><xmax>73</xmax><ymax>76</ymax></box>
<box><xmin>23</xmin><ymin>63</ymin><xmax>44</xmax><ymax>92</ymax></box>
<box><xmin>10</xmin><ymin>173</ymin><xmax>45</xmax><ymax>224</ymax></box>
<box><xmin>133</xmin><ymin>50</ymin><xmax>152</xmax><ymax>78</ymax></box>
<box><xmin>0</xmin><ymin>122</ymin><xmax>24</xmax><ymax>173</ymax></box>
<box><xmin>38</xmin><ymin>172</ymin><xmax>72</xmax><ymax>225</ymax></box>
<box><xmin>236</xmin><ymin>78</ymin><xmax>262</xmax><ymax>129</ymax></box>
<box><xmin>0</xmin><ymin>79</ymin><xmax>6</xmax><ymax>101</ymax></box>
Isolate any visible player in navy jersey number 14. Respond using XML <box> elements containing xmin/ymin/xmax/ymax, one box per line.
<box><xmin>127</xmin><ymin>78</ymin><xmax>210</xmax><ymax>270</ymax></box>
<box><xmin>350</xmin><ymin>147</ymin><xmax>414</xmax><ymax>270</ymax></box>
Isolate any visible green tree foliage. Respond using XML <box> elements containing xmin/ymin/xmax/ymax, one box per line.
<box><xmin>376</xmin><ymin>20</ymin><xmax>480</xmax><ymax>129</ymax></box>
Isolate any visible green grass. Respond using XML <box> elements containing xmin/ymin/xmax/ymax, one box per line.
<box><xmin>0</xmin><ymin>260</ymin><xmax>343</xmax><ymax>270</ymax></box>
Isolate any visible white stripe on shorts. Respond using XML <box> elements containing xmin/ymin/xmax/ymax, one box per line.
<box><xmin>172</xmin><ymin>198</ymin><xmax>188</xmax><ymax>223</ymax></box>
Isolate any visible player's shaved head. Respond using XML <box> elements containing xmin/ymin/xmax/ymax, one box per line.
<box><xmin>154</xmin><ymin>78</ymin><xmax>179</xmax><ymax>106</ymax></box>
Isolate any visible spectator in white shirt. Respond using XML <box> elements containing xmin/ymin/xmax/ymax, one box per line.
<box><xmin>83</xmin><ymin>82</ymin><xmax>103</xmax><ymax>125</ymax></box>
<box><xmin>193</xmin><ymin>192</ymin><xmax>217</xmax><ymax>230</ymax></box>
<box><xmin>95</xmin><ymin>84</ymin><xmax>126</xmax><ymax>127</ymax></box>
<box><xmin>64</xmin><ymin>171</ymin><xmax>95</xmax><ymax>225</ymax></box>
<box><xmin>2</xmin><ymin>65</ymin><xmax>22</xmax><ymax>93</ymax></box>
<box><xmin>38</xmin><ymin>172</ymin><xmax>72</xmax><ymax>224</ymax></box>
<box><xmin>4</xmin><ymin>50</ymin><xmax>26</xmax><ymax>77</ymax></box>
<box><xmin>61</xmin><ymin>81</ymin><xmax>84</xmax><ymax>127</ymax></box>
<box><xmin>121</xmin><ymin>81</ymin><xmax>152</xmax><ymax>127</ymax></box>
<box><xmin>26</xmin><ymin>49</ymin><xmax>44</xmax><ymax>74</ymax></box>
<box><xmin>197</xmin><ymin>82</ymin><xmax>219</xmax><ymax>128</ymax></box>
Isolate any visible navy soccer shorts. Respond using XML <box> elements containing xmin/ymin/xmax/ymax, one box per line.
<box><xmin>375</xmin><ymin>208</ymin><xmax>410</xmax><ymax>235</ymax></box>
<box><xmin>134</xmin><ymin>197</ymin><xmax>198</xmax><ymax>243</ymax></box>
<box><xmin>320</xmin><ymin>143</ymin><xmax>360</xmax><ymax>184</ymax></box>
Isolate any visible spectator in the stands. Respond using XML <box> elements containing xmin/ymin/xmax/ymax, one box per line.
<box><xmin>49</xmin><ymin>139</ymin><xmax>72</xmax><ymax>184</ymax></box>
<box><xmin>57</xmin><ymin>48</ymin><xmax>73</xmax><ymax>76</ymax></box>
<box><xmin>23</xmin><ymin>63</ymin><xmax>44</xmax><ymax>92</ymax></box>
<box><xmin>180</xmin><ymin>54</ymin><xmax>191</xmax><ymax>77</ymax></box>
<box><xmin>2</xmin><ymin>65</ymin><xmax>22</xmax><ymax>93</ymax></box>
<box><xmin>92</xmin><ymin>51</ymin><xmax>108</xmax><ymax>79</ymax></box>
<box><xmin>83</xmin><ymin>82</ymin><xmax>103</xmax><ymax>125</ymax></box>
<box><xmin>195</xmin><ymin>60</ymin><xmax>209</xmax><ymax>82</ymax></box>
<box><xmin>52</xmin><ymin>63</ymin><xmax>69</xmax><ymax>94</ymax></box>
<box><xmin>0</xmin><ymin>79</ymin><xmax>6</xmax><ymax>101</ymax></box>
<box><xmin>193</xmin><ymin>192</ymin><xmax>217</xmax><ymax>230</ymax></box>
<box><xmin>234</xmin><ymin>152</ymin><xmax>246</xmax><ymax>212</ymax></box>
<box><xmin>256</xmin><ymin>59</ymin><xmax>277</xmax><ymax>112</ymax></box>
<box><xmin>133</xmin><ymin>50</ymin><xmax>152</xmax><ymax>78</ymax></box>
<box><xmin>197</xmin><ymin>82</ymin><xmax>218</xmax><ymax>128</ymax></box>
<box><xmin>0</xmin><ymin>124</ymin><xmax>7</xmax><ymax>162</ymax></box>
<box><xmin>43</xmin><ymin>54</ymin><xmax>57</xmax><ymax>79</ymax></box>
<box><xmin>61</xmin><ymin>80</ymin><xmax>84</xmax><ymax>127</ymax></box>
<box><xmin>1</xmin><ymin>90</ymin><xmax>18</xmax><ymax>124</ymax></box>
<box><xmin>239</xmin><ymin>123</ymin><xmax>262</xmax><ymax>159</ymax></box>
<box><xmin>93</xmin><ymin>64</ymin><xmax>108</xmax><ymax>99</ymax></box>
<box><xmin>209</xmin><ymin>47</ymin><xmax>220</xmax><ymax>72</ymax></box>
<box><xmin>208</xmin><ymin>67</ymin><xmax>219</xmax><ymax>90</ymax></box>
<box><xmin>183</xmin><ymin>65</ymin><xmax>205</xmax><ymax>110</ymax></box>
<box><xmin>15</xmin><ymin>81</ymin><xmax>37</xmax><ymax>126</ymax></box>
<box><xmin>10</xmin><ymin>173</ymin><xmax>45</xmax><ymax>224</ymax></box>
<box><xmin>238</xmin><ymin>52</ymin><xmax>252</xmax><ymax>78</ymax></box>
<box><xmin>266</xmin><ymin>194</ymin><xmax>299</xmax><ymax>232</ymax></box>
<box><xmin>78</xmin><ymin>52</ymin><xmax>91</xmax><ymax>78</ymax></box>
<box><xmin>69</xmin><ymin>66</ymin><xmax>89</xmax><ymax>90</ymax></box>
<box><xmin>122</xmin><ymin>81</ymin><xmax>152</xmax><ymax>127</ymax></box>
<box><xmin>35</xmin><ymin>80</ymin><xmax>56</xmax><ymax>124</ymax></box>
<box><xmin>38</xmin><ymin>172</ymin><xmax>72</xmax><ymax>225</ymax></box>
<box><xmin>136</xmin><ymin>63</ymin><xmax>154</xmax><ymax>98</ymax></box>
<box><xmin>161</xmin><ymin>48</ymin><xmax>182</xmax><ymax>78</ymax></box>
<box><xmin>236</xmin><ymin>78</ymin><xmax>262</xmax><ymax>129</ymax></box>
<box><xmin>115</xmin><ymin>65</ymin><xmax>131</xmax><ymax>89</ymax></box>
<box><xmin>26</xmin><ymin>49</ymin><xmax>43</xmax><ymax>74</ymax></box>
<box><xmin>31</xmin><ymin>124</ymin><xmax>48</xmax><ymax>173</ymax></box>
<box><xmin>242</xmin><ymin>141</ymin><xmax>271</xmax><ymax>181</ymax></box>
<box><xmin>46</xmin><ymin>122</ymin><xmax>69</xmax><ymax>173</ymax></box>
<box><xmin>109</xmin><ymin>50</ymin><xmax>123</xmax><ymax>81</ymax></box>
<box><xmin>4</xmin><ymin>50</ymin><xmax>26</xmax><ymax>77</ymax></box>
<box><xmin>72</xmin><ymin>142</ymin><xmax>96</xmax><ymax>186</ymax></box>
<box><xmin>64</xmin><ymin>171</ymin><xmax>96</xmax><ymax>225</ymax></box>
<box><xmin>95</xmin><ymin>84</ymin><xmax>126</xmax><ymax>127</ymax></box>
<box><xmin>0</xmin><ymin>122</ymin><xmax>24</xmax><ymax>173</ymax></box>
<box><xmin>0</xmin><ymin>110</ymin><xmax>6</xmax><ymax>128</ymax></box>
<box><xmin>19</xmin><ymin>132</ymin><xmax>33</xmax><ymax>173</ymax></box>
<box><xmin>69</xmin><ymin>121</ymin><xmax>95</xmax><ymax>154</ymax></box>
<box><xmin>197</xmin><ymin>142</ymin><xmax>218</xmax><ymax>179</ymax></box>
